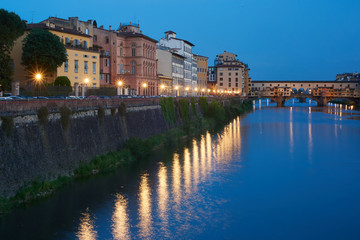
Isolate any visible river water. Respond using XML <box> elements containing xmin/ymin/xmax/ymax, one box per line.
<box><xmin>1</xmin><ymin>105</ymin><xmax>360</xmax><ymax>239</ymax></box>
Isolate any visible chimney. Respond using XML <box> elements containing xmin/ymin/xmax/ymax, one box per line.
<box><xmin>100</xmin><ymin>25</ymin><xmax>104</xmax><ymax>29</ymax></box>
<box><xmin>140</xmin><ymin>30</ymin><xmax>142</xmax><ymax>34</ymax></box>
<box><xmin>109</xmin><ymin>25</ymin><xmax>112</xmax><ymax>30</ymax></box>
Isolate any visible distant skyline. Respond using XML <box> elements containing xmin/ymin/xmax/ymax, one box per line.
<box><xmin>3</xmin><ymin>0</ymin><xmax>360</xmax><ymax>80</ymax></box>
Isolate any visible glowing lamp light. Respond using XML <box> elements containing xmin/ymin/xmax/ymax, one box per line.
<box><xmin>142</xmin><ymin>83</ymin><xmax>148</xmax><ymax>88</ymax></box>
<box><xmin>213</xmin><ymin>90</ymin><xmax>216</xmax><ymax>93</ymax></box>
<box><xmin>185</xmin><ymin>87</ymin><xmax>190</xmax><ymax>91</ymax></box>
<box><xmin>160</xmin><ymin>84</ymin><xmax>165</xmax><ymax>89</ymax></box>
<box><xmin>35</xmin><ymin>73</ymin><xmax>42</xmax><ymax>81</ymax></box>
<box><xmin>84</xmin><ymin>78</ymin><xmax>89</xmax><ymax>84</ymax></box>
<box><xmin>208</xmin><ymin>89</ymin><xmax>210</xmax><ymax>92</ymax></box>
<box><xmin>175</xmin><ymin>86</ymin><xmax>179</xmax><ymax>90</ymax></box>
<box><xmin>194</xmin><ymin>88</ymin><xmax>198</xmax><ymax>91</ymax></box>
<box><xmin>117</xmin><ymin>81</ymin><xmax>123</xmax><ymax>86</ymax></box>
<box><xmin>201</xmin><ymin>88</ymin><xmax>205</xmax><ymax>92</ymax></box>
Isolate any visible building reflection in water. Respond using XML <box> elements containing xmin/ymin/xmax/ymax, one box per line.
<box><xmin>183</xmin><ymin>148</ymin><xmax>192</xmax><ymax>194</ymax></box>
<box><xmin>112</xmin><ymin>194</ymin><xmax>130</xmax><ymax>240</ymax></box>
<box><xmin>76</xmin><ymin>209</ymin><xmax>98</xmax><ymax>240</ymax></box>
<box><xmin>192</xmin><ymin>139</ymin><xmax>200</xmax><ymax>190</ymax></box>
<box><xmin>290</xmin><ymin>107</ymin><xmax>294</xmax><ymax>155</ymax></box>
<box><xmin>138</xmin><ymin>174</ymin><xmax>153</xmax><ymax>239</ymax></box>
<box><xmin>308</xmin><ymin>107</ymin><xmax>313</xmax><ymax>164</ymax></box>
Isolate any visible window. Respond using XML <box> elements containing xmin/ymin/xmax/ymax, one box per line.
<box><xmin>220</xmin><ymin>72</ymin><xmax>223</xmax><ymax>76</ymax></box>
<box><xmin>64</xmin><ymin>61</ymin><xmax>68</xmax><ymax>72</ymax></box>
<box><xmin>94</xmin><ymin>35</ymin><xmax>97</xmax><ymax>42</ymax></box>
<box><xmin>229</xmin><ymin>83</ymin><xmax>231</xmax><ymax>87</ymax></box>
<box><xmin>236</xmin><ymin>83</ymin><xmax>238</xmax><ymax>87</ymax></box>
<box><xmin>74</xmin><ymin>39</ymin><xmax>79</xmax><ymax>46</ymax></box>
<box><xmin>229</xmin><ymin>72</ymin><xmax>231</xmax><ymax>76</ymax></box>
<box><xmin>93</xmin><ymin>62</ymin><xmax>96</xmax><ymax>74</ymax></box>
<box><xmin>74</xmin><ymin>60</ymin><xmax>78</xmax><ymax>73</ymax></box>
<box><xmin>220</xmin><ymin>77</ymin><xmax>223</xmax><ymax>81</ymax></box>
<box><xmin>85</xmin><ymin>28</ymin><xmax>89</xmax><ymax>35</ymax></box>
<box><xmin>83</xmin><ymin>41</ymin><xmax>87</xmax><ymax>48</ymax></box>
<box><xmin>228</xmin><ymin>68</ymin><xmax>232</xmax><ymax>70</ymax></box>
<box><xmin>106</xmin><ymin>37</ymin><xmax>109</xmax><ymax>44</ymax></box>
<box><xmin>132</xmin><ymin>48</ymin><xmax>136</xmax><ymax>57</ymax></box>
<box><xmin>93</xmin><ymin>83</ymin><xmax>96</xmax><ymax>88</ymax></box>
<box><xmin>84</xmin><ymin>61</ymin><xmax>88</xmax><ymax>74</ymax></box>
<box><xmin>105</xmin><ymin>59</ymin><xmax>109</xmax><ymax>67</ymax></box>
<box><xmin>65</xmin><ymin>38</ymin><xmax>70</xmax><ymax>45</ymax></box>
<box><xmin>106</xmin><ymin>51</ymin><xmax>109</xmax><ymax>56</ymax></box>
<box><xmin>236</xmin><ymin>78</ymin><xmax>238</xmax><ymax>82</ymax></box>
<box><xmin>229</xmin><ymin>78</ymin><xmax>231</xmax><ymax>82</ymax></box>
<box><xmin>120</xmin><ymin>48</ymin><xmax>123</xmax><ymax>56</ymax></box>
<box><xmin>131</xmin><ymin>61</ymin><xmax>136</xmax><ymax>74</ymax></box>
<box><xmin>120</xmin><ymin>64</ymin><xmax>123</xmax><ymax>74</ymax></box>
<box><xmin>220</xmin><ymin>83</ymin><xmax>223</xmax><ymax>86</ymax></box>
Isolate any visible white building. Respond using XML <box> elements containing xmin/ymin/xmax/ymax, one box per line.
<box><xmin>159</xmin><ymin>31</ymin><xmax>196</xmax><ymax>95</ymax></box>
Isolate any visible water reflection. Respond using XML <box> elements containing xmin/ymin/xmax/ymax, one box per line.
<box><xmin>158</xmin><ymin>162</ymin><xmax>169</xmax><ymax>237</ymax></box>
<box><xmin>76</xmin><ymin>209</ymin><xmax>98</xmax><ymax>240</ymax></box>
<box><xmin>112</xmin><ymin>194</ymin><xmax>130</xmax><ymax>240</ymax></box>
<box><xmin>138</xmin><ymin>174</ymin><xmax>152</xmax><ymax>239</ymax></box>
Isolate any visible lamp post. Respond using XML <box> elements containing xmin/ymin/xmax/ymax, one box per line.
<box><xmin>174</xmin><ymin>85</ymin><xmax>179</xmax><ymax>97</ymax></box>
<box><xmin>82</xmin><ymin>78</ymin><xmax>89</xmax><ymax>97</ymax></box>
<box><xmin>117</xmin><ymin>80</ymin><xmax>123</xmax><ymax>96</ymax></box>
<box><xmin>34</xmin><ymin>73</ymin><xmax>43</xmax><ymax>97</ymax></box>
<box><xmin>160</xmin><ymin>84</ymin><xmax>165</xmax><ymax>96</ymax></box>
<box><xmin>142</xmin><ymin>82</ymin><xmax>148</xmax><ymax>97</ymax></box>
<box><xmin>185</xmin><ymin>87</ymin><xmax>190</xmax><ymax>97</ymax></box>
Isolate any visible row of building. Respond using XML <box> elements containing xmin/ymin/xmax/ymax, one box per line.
<box><xmin>10</xmin><ymin>16</ymin><xmax>251</xmax><ymax>96</ymax></box>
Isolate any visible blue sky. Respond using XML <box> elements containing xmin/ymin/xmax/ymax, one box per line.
<box><xmin>3</xmin><ymin>0</ymin><xmax>360</xmax><ymax>80</ymax></box>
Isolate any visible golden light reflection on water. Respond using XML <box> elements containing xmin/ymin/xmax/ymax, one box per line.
<box><xmin>290</xmin><ymin>107</ymin><xmax>294</xmax><ymax>155</ymax></box>
<box><xmin>138</xmin><ymin>174</ymin><xmax>152</xmax><ymax>239</ymax></box>
<box><xmin>158</xmin><ymin>162</ymin><xmax>169</xmax><ymax>236</ymax></box>
<box><xmin>112</xmin><ymin>194</ymin><xmax>130</xmax><ymax>240</ymax></box>
<box><xmin>76</xmin><ymin>209</ymin><xmax>98</xmax><ymax>240</ymax></box>
<box><xmin>108</xmin><ymin>120</ymin><xmax>245</xmax><ymax>238</ymax></box>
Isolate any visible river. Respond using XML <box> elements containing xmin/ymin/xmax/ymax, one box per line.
<box><xmin>1</xmin><ymin>104</ymin><xmax>360</xmax><ymax>239</ymax></box>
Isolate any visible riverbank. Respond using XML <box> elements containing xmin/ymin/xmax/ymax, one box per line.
<box><xmin>0</xmin><ymin>98</ymin><xmax>252</xmax><ymax>214</ymax></box>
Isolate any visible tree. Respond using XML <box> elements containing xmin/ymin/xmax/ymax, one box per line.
<box><xmin>0</xmin><ymin>9</ymin><xmax>26</xmax><ymax>91</ymax></box>
<box><xmin>54</xmin><ymin>76</ymin><xmax>71</xmax><ymax>86</ymax></box>
<box><xmin>22</xmin><ymin>29</ymin><xmax>67</xmax><ymax>75</ymax></box>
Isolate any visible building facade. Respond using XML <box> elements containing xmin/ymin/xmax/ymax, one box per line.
<box><xmin>193</xmin><ymin>54</ymin><xmax>208</xmax><ymax>94</ymax></box>
<box><xmin>11</xmin><ymin>22</ymin><xmax>100</xmax><ymax>93</ymax></box>
<box><xmin>214</xmin><ymin>51</ymin><xmax>247</xmax><ymax>95</ymax></box>
<box><xmin>159</xmin><ymin>31</ymin><xmax>196</xmax><ymax>95</ymax></box>
<box><xmin>93</xmin><ymin>23</ymin><xmax>159</xmax><ymax>95</ymax></box>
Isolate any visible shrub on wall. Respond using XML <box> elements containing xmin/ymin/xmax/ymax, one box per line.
<box><xmin>207</xmin><ymin>100</ymin><xmax>226</xmax><ymax>125</ymax></box>
<box><xmin>199</xmin><ymin>97</ymin><xmax>207</xmax><ymax>115</ymax></box>
<box><xmin>98</xmin><ymin>107</ymin><xmax>105</xmax><ymax>124</ymax></box>
<box><xmin>178</xmin><ymin>99</ymin><xmax>190</xmax><ymax>123</ymax></box>
<box><xmin>190</xmin><ymin>97</ymin><xmax>197</xmax><ymax>116</ymax></box>
<box><xmin>118</xmin><ymin>102</ymin><xmax>126</xmax><ymax>117</ymax></box>
<box><xmin>1</xmin><ymin>116</ymin><xmax>14</xmax><ymax>137</ymax></box>
<box><xmin>60</xmin><ymin>106</ymin><xmax>72</xmax><ymax>130</ymax></box>
<box><xmin>160</xmin><ymin>97</ymin><xmax>176</xmax><ymax>125</ymax></box>
<box><xmin>37</xmin><ymin>107</ymin><xmax>49</xmax><ymax>125</ymax></box>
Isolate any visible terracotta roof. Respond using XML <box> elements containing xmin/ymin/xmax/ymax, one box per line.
<box><xmin>117</xmin><ymin>32</ymin><xmax>158</xmax><ymax>43</ymax></box>
<box><xmin>27</xmin><ymin>23</ymin><xmax>90</xmax><ymax>38</ymax></box>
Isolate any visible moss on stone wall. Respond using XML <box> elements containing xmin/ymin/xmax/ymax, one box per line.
<box><xmin>1</xmin><ymin>117</ymin><xmax>14</xmax><ymax>137</ymax></box>
<box><xmin>60</xmin><ymin>106</ymin><xmax>72</xmax><ymax>130</ymax></box>
<box><xmin>37</xmin><ymin>107</ymin><xmax>49</xmax><ymax>126</ymax></box>
<box><xmin>160</xmin><ymin>97</ymin><xmax>176</xmax><ymax>126</ymax></box>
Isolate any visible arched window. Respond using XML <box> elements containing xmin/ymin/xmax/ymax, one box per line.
<box><xmin>82</xmin><ymin>40</ymin><xmax>87</xmax><ymax>48</ymax></box>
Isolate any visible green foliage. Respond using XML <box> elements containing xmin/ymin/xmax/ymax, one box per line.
<box><xmin>199</xmin><ymin>97</ymin><xmax>207</xmax><ymax>115</ymax></box>
<box><xmin>118</xmin><ymin>102</ymin><xmax>126</xmax><ymax>117</ymax></box>
<box><xmin>178</xmin><ymin>99</ymin><xmax>190</xmax><ymax>123</ymax></box>
<box><xmin>60</xmin><ymin>106</ymin><xmax>72</xmax><ymax>130</ymax></box>
<box><xmin>0</xmin><ymin>9</ymin><xmax>26</xmax><ymax>91</ymax></box>
<box><xmin>1</xmin><ymin>116</ymin><xmax>14</xmax><ymax>137</ymax></box>
<box><xmin>125</xmin><ymin>137</ymin><xmax>153</xmax><ymax>160</ymax></box>
<box><xmin>111</xmin><ymin>108</ymin><xmax>116</xmax><ymax>116</ymax></box>
<box><xmin>54</xmin><ymin>76</ymin><xmax>71</xmax><ymax>87</ymax></box>
<box><xmin>98</xmin><ymin>107</ymin><xmax>105</xmax><ymax>123</ymax></box>
<box><xmin>207</xmin><ymin>100</ymin><xmax>226</xmax><ymax>126</ymax></box>
<box><xmin>190</xmin><ymin>97</ymin><xmax>197</xmax><ymax>116</ymax></box>
<box><xmin>37</xmin><ymin>106</ymin><xmax>49</xmax><ymax>125</ymax></box>
<box><xmin>160</xmin><ymin>97</ymin><xmax>176</xmax><ymax>126</ymax></box>
<box><xmin>22</xmin><ymin>29</ymin><xmax>67</xmax><ymax>74</ymax></box>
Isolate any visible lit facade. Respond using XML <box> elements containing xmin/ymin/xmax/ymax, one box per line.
<box><xmin>193</xmin><ymin>54</ymin><xmax>208</xmax><ymax>94</ymax></box>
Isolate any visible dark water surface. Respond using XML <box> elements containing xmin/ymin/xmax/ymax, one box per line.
<box><xmin>1</xmin><ymin>106</ymin><xmax>360</xmax><ymax>239</ymax></box>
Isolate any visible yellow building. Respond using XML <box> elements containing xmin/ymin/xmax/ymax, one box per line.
<box><xmin>193</xmin><ymin>54</ymin><xmax>208</xmax><ymax>95</ymax></box>
<box><xmin>11</xmin><ymin>22</ymin><xmax>100</xmax><ymax>93</ymax></box>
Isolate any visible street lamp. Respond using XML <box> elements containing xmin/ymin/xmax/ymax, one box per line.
<box><xmin>82</xmin><ymin>78</ymin><xmax>89</xmax><ymax>97</ymax></box>
<box><xmin>142</xmin><ymin>82</ymin><xmax>148</xmax><ymax>96</ymax></box>
<box><xmin>174</xmin><ymin>85</ymin><xmax>179</xmax><ymax>97</ymax></box>
<box><xmin>117</xmin><ymin>80</ymin><xmax>123</xmax><ymax>96</ymax></box>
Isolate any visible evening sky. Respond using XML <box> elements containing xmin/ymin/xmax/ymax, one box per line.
<box><xmin>3</xmin><ymin>0</ymin><xmax>360</xmax><ymax>80</ymax></box>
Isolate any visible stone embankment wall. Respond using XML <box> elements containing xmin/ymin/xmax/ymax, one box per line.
<box><xmin>0</xmin><ymin>101</ymin><xmax>170</xmax><ymax>197</ymax></box>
